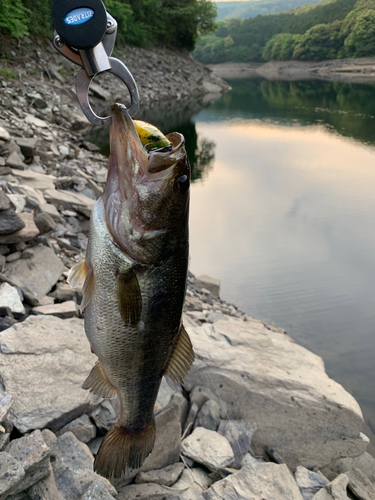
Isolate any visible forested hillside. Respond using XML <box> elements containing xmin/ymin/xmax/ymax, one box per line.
<box><xmin>0</xmin><ymin>0</ymin><xmax>216</xmax><ymax>51</ymax></box>
<box><xmin>216</xmin><ymin>0</ymin><xmax>323</xmax><ymax>20</ymax></box>
<box><xmin>193</xmin><ymin>0</ymin><xmax>375</xmax><ymax>62</ymax></box>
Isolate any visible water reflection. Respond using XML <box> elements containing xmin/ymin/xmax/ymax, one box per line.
<box><xmin>202</xmin><ymin>79</ymin><xmax>375</xmax><ymax>148</ymax></box>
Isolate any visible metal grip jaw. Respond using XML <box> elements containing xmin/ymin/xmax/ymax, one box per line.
<box><xmin>51</xmin><ymin>0</ymin><xmax>140</xmax><ymax>126</ymax></box>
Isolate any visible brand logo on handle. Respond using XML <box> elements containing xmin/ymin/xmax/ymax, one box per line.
<box><xmin>64</xmin><ymin>7</ymin><xmax>94</xmax><ymax>26</ymax></box>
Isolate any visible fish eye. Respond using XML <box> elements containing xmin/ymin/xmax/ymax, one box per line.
<box><xmin>176</xmin><ymin>175</ymin><xmax>190</xmax><ymax>193</ymax></box>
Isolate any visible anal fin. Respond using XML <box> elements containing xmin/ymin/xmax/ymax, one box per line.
<box><xmin>164</xmin><ymin>324</ymin><xmax>195</xmax><ymax>390</ymax></box>
<box><xmin>82</xmin><ymin>360</ymin><xmax>117</xmax><ymax>399</ymax></box>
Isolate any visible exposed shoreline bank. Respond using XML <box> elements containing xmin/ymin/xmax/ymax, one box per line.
<box><xmin>209</xmin><ymin>57</ymin><xmax>375</xmax><ymax>83</ymax></box>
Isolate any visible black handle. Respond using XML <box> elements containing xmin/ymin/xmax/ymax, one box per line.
<box><xmin>51</xmin><ymin>0</ymin><xmax>107</xmax><ymax>50</ymax></box>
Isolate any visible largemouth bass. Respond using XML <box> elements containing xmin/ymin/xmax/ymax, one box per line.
<box><xmin>68</xmin><ymin>104</ymin><xmax>194</xmax><ymax>479</ymax></box>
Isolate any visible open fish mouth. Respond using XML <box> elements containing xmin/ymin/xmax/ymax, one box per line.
<box><xmin>110</xmin><ymin>103</ymin><xmax>185</xmax><ymax>181</ymax></box>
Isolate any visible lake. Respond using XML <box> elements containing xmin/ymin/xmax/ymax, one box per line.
<box><xmin>87</xmin><ymin>78</ymin><xmax>375</xmax><ymax>453</ymax></box>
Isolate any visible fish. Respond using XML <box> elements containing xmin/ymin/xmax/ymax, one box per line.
<box><xmin>68</xmin><ymin>103</ymin><xmax>194</xmax><ymax>479</ymax></box>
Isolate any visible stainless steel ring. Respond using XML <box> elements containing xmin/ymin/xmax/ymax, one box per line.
<box><xmin>75</xmin><ymin>57</ymin><xmax>140</xmax><ymax>126</ymax></box>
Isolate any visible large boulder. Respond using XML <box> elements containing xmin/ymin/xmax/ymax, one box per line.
<box><xmin>184</xmin><ymin>318</ymin><xmax>367</xmax><ymax>470</ymax></box>
<box><xmin>0</xmin><ymin>315</ymin><xmax>98</xmax><ymax>433</ymax></box>
<box><xmin>3</xmin><ymin>244</ymin><xmax>64</xmax><ymax>297</ymax></box>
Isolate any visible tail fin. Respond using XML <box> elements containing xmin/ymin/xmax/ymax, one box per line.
<box><xmin>94</xmin><ymin>420</ymin><xmax>156</xmax><ymax>479</ymax></box>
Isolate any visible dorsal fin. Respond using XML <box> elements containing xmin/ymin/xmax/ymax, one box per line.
<box><xmin>117</xmin><ymin>269</ymin><xmax>142</xmax><ymax>326</ymax></box>
<box><xmin>164</xmin><ymin>324</ymin><xmax>195</xmax><ymax>390</ymax></box>
<box><xmin>82</xmin><ymin>360</ymin><xmax>117</xmax><ymax>399</ymax></box>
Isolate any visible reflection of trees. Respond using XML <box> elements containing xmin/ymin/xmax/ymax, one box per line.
<box><xmin>176</xmin><ymin>122</ymin><xmax>216</xmax><ymax>182</ymax></box>
<box><xmin>209</xmin><ymin>78</ymin><xmax>375</xmax><ymax>147</ymax></box>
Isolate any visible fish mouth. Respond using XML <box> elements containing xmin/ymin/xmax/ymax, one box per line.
<box><xmin>108</xmin><ymin>103</ymin><xmax>185</xmax><ymax>184</ymax></box>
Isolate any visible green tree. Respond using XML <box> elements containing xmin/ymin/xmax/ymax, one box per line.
<box><xmin>0</xmin><ymin>0</ymin><xmax>30</xmax><ymax>38</ymax></box>
<box><xmin>343</xmin><ymin>9</ymin><xmax>375</xmax><ymax>56</ymax></box>
<box><xmin>293</xmin><ymin>20</ymin><xmax>343</xmax><ymax>59</ymax></box>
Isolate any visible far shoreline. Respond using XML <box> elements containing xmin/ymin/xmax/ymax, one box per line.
<box><xmin>208</xmin><ymin>57</ymin><xmax>375</xmax><ymax>84</ymax></box>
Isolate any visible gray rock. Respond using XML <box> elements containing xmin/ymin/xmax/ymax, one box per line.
<box><xmin>88</xmin><ymin>437</ymin><xmax>103</xmax><ymax>456</ymax></box>
<box><xmin>25</xmin><ymin>115</ymin><xmax>48</xmax><ymax>129</ymax></box>
<box><xmin>194</xmin><ymin>275</ymin><xmax>220</xmax><ymax>298</ymax></box>
<box><xmin>0</xmin><ymin>127</ymin><xmax>10</xmax><ymax>142</ymax></box>
<box><xmin>0</xmin><ymin>315</ymin><xmax>99</xmax><ymax>433</ymax></box>
<box><xmin>295</xmin><ymin>466</ymin><xmax>329</xmax><ymax>500</ymax></box>
<box><xmin>6</xmin><ymin>152</ymin><xmax>25</xmax><ymax>170</ymax></box>
<box><xmin>56</xmin><ymin>414</ymin><xmax>96</xmax><ymax>443</ymax></box>
<box><xmin>6</xmin><ymin>195</ymin><xmax>26</xmax><ymax>214</ymax></box>
<box><xmin>33</xmin><ymin>301</ymin><xmax>78</xmax><ymax>319</ymax></box>
<box><xmin>21</xmin><ymin>249</ymin><xmax>33</xmax><ymax>260</ymax></box>
<box><xmin>41</xmin><ymin>430</ymin><xmax>57</xmax><ymax>448</ymax></box>
<box><xmin>50</xmin><ymin>432</ymin><xmax>116</xmax><ymax>500</ymax></box>
<box><xmin>328</xmin><ymin>452</ymin><xmax>375</xmax><ymax>483</ymax></box>
<box><xmin>0</xmin><ymin>192</ymin><xmax>11</xmax><ymax>211</ymax></box>
<box><xmin>0</xmin><ymin>391</ymin><xmax>12</xmax><ymax>424</ymax></box>
<box><xmin>311</xmin><ymin>474</ymin><xmax>350</xmax><ymax>500</ymax></box>
<box><xmin>116</xmin><ymin>482</ymin><xmax>181</xmax><ymax>500</ymax></box>
<box><xmin>6</xmin><ymin>253</ymin><xmax>21</xmax><ymax>263</ymax></box>
<box><xmin>173</xmin><ymin>468</ymin><xmax>212</xmax><ymax>500</ymax></box>
<box><xmin>240</xmin><ymin>453</ymin><xmax>260</xmax><ymax>467</ymax></box>
<box><xmin>38</xmin><ymin>204</ymin><xmax>63</xmax><ymax>223</ymax></box>
<box><xmin>200</xmin><ymin>462</ymin><xmax>303</xmax><ymax>500</ymax></box>
<box><xmin>206</xmin><ymin>313</ymin><xmax>229</xmax><ymax>323</ymax></box>
<box><xmin>15</xmin><ymin>139</ymin><xmax>38</xmax><ymax>159</ymax></box>
<box><xmin>3</xmin><ymin>244</ymin><xmax>64</xmax><ymax>297</ymax></box>
<box><xmin>181</xmin><ymin>427</ymin><xmax>234</xmax><ymax>471</ymax></box>
<box><xmin>81</xmin><ymin>481</ymin><xmax>116</xmax><ymax>500</ymax></box>
<box><xmin>0</xmin><ymin>210</ymin><xmax>25</xmax><ymax>236</ymax></box>
<box><xmin>0</xmin><ymin>452</ymin><xmax>25</xmax><ymax>497</ymax></box>
<box><xmin>170</xmin><ymin>393</ymin><xmax>189</xmax><ymax>430</ymax></box>
<box><xmin>156</xmin><ymin>378</ymin><xmax>174</xmax><ymax>408</ymax></box>
<box><xmin>183</xmin><ymin>402</ymin><xmax>199</xmax><ymax>436</ymax></box>
<box><xmin>33</xmin><ymin>213</ymin><xmax>56</xmax><ymax>234</ymax></box>
<box><xmin>136</xmin><ymin>463</ymin><xmax>184</xmax><ymax>486</ymax></box>
<box><xmin>0</xmin><ymin>283</ymin><xmax>25</xmax><ymax>315</ymax></box>
<box><xmin>142</xmin><ymin>401</ymin><xmax>181</xmax><ymax>472</ymax></box>
<box><xmin>346</xmin><ymin>468</ymin><xmax>375</xmax><ymax>500</ymax></box>
<box><xmin>217</xmin><ymin>420</ymin><xmax>257</xmax><ymax>468</ymax></box>
<box><xmin>189</xmin><ymin>386</ymin><xmax>227</xmax><ymax>418</ymax></box>
<box><xmin>185</xmin><ymin>319</ymin><xmax>367</xmax><ymax>470</ymax></box>
<box><xmin>10</xmin><ymin>170</ymin><xmax>55</xmax><ymax>191</ymax></box>
<box><xmin>89</xmin><ymin>83</ymin><xmax>112</xmax><ymax>101</ymax></box>
<box><xmin>194</xmin><ymin>400</ymin><xmax>220</xmax><ymax>431</ymax></box>
<box><xmin>43</xmin><ymin>190</ymin><xmax>95</xmax><ymax>218</ymax></box>
<box><xmin>28</xmin><ymin>463</ymin><xmax>62</xmax><ymax>500</ymax></box>
<box><xmin>0</xmin><ymin>213</ymin><xmax>39</xmax><ymax>244</ymax></box>
<box><xmin>7</xmin><ymin>184</ymin><xmax>45</xmax><ymax>209</ymax></box>
<box><xmin>5</xmin><ymin>430</ymin><xmax>50</xmax><ymax>494</ymax></box>
<box><xmin>52</xmin><ymin>283</ymin><xmax>79</xmax><ymax>302</ymax></box>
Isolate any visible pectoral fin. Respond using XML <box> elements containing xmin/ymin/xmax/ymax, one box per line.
<box><xmin>164</xmin><ymin>324</ymin><xmax>195</xmax><ymax>390</ymax></box>
<box><xmin>82</xmin><ymin>360</ymin><xmax>117</xmax><ymax>399</ymax></box>
<box><xmin>80</xmin><ymin>265</ymin><xmax>94</xmax><ymax>312</ymax></box>
<box><xmin>117</xmin><ymin>270</ymin><xmax>142</xmax><ymax>326</ymax></box>
<box><xmin>67</xmin><ymin>259</ymin><xmax>89</xmax><ymax>288</ymax></box>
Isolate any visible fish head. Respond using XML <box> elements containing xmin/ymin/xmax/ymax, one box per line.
<box><xmin>103</xmin><ymin>104</ymin><xmax>190</xmax><ymax>264</ymax></box>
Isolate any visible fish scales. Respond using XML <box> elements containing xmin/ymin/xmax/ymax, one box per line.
<box><xmin>68</xmin><ymin>104</ymin><xmax>194</xmax><ymax>479</ymax></box>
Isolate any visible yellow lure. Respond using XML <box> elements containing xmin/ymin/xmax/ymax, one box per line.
<box><xmin>134</xmin><ymin>120</ymin><xmax>171</xmax><ymax>151</ymax></box>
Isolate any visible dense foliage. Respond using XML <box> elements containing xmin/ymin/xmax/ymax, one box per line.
<box><xmin>0</xmin><ymin>0</ymin><xmax>216</xmax><ymax>51</ymax></box>
<box><xmin>193</xmin><ymin>0</ymin><xmax>375</xmax><ymax>62</ymax></box>
<box><xmin>216</xmin><ymin>0</ymin><xmax>323</xmax><ymax>21</ymax></box>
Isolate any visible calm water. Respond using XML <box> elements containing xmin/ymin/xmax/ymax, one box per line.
<box><xmin>87</xmin><ymin>79</ymin><xmax>375</xmax><ymax>452</ymax></box>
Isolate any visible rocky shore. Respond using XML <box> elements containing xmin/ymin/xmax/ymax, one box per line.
<box><xmin>209</xmin><ymin>57</ymin><xmax>375</xmax><ymax>83</ymax></box>
<box><xmin>0</xmin><ymin>38</ymin><xmax>374</xmax><ymax>499</ymax></box>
